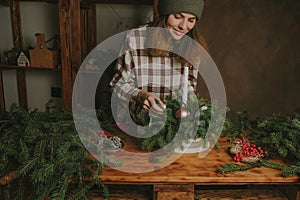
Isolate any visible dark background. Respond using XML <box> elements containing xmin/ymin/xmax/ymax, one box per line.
<box><xmin>197</xmin><ymin>0</ymin><xmax>300</xmax><ymax>119</ymax></box>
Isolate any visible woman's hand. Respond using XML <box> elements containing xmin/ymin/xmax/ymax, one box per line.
<box><xmin>143</xmin><ymin>92</ymin><xmax>166</xmax><ymax>114</ymax></box>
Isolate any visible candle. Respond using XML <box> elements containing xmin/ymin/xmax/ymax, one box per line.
<box><xmin>182</xmin><ymin>66</ymin><xmax>189</xmax><ymax>106</ymax></box>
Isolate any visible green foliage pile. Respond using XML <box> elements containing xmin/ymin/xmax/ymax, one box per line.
<box><xmin>219</xmin><ymin>111</ymin><xmax>300</xmax><ymax>177</ymax></box>
<box><xmin>0</xmin><ymin>102</ymin><xmax>108</xmax><ymax>200</ymax></box>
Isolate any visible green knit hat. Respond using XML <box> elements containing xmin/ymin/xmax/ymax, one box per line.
<box><xmin>158</xmin><ymin>0</ymin><xmax>204</xmax><ymax>19</ymax></box>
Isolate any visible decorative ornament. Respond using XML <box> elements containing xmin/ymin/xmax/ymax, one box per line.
<box><xmin>17</xmin><ymin>51</ymin><xmax>30</xmax><ymax>67</ymax></box>
<box><xmin>4</xmin><ymin>48</ymin><xmax>20</xmax><ymax>65</ymax></box>
<box><xmin>175</xmin><ymin>108</ymin><xmax>190</xmax><ymax>119</ymax></box>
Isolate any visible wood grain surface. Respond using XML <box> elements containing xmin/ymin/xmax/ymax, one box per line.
<box><xmin>99</xmin><ymin>132</ymin><xmax>300</xmax><ymax>185</ymax></box>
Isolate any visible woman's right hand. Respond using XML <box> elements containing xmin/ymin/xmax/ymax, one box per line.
<box><xmin>143</xmin><ymin>92</ymin><xmax>166</xmax><ymax>114</ymax></box>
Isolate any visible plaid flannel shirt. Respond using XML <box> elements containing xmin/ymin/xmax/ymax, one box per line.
<box><xmin>110</xmin><ymin>26</ymin><xmax>199</xmax><ymax>121</ymax></box>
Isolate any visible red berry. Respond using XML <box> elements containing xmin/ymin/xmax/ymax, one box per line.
<box><xmin>264</xmin><ymin>151</ymin><xmax>268</xmax><ymax>155</ymax></box>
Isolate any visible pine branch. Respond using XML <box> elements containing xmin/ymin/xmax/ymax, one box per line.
<box><xmin>260</xmin><ymin>159</ymin><xmax>285</xmax><ymax>170</ymax></box>
<box><xmin>52</xmin><ymin>176</ymin><xmax>73</xmax><ymax>200</ymax></box>
<box><xmin>0</xmin><ymin>101</ymin><xmax>108</xmax><ymax>199</ymax></box>
<box><xmin>17</xmin><ymin>157</ymin><xmax>38</xmax><ymax>177</ymax></box>
<box><xmin>283</xmin><ymin>162</ymin><xmax>300</xmax><ymax>177</ymax></box>
<box><xmin>67</xmin><ymin>184</ymin><xmax>89</xmax><ymax>200</ymax></box>
<box><xmin>217</xmin><ymin>162</ymin><xmax>261</xmax><ymax>174</ymax></box>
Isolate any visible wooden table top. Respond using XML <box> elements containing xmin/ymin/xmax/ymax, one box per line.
<box><xmin>99</xmin><ymin>132</ymin><xmax>300</xmax><ymax>185</ymax></box>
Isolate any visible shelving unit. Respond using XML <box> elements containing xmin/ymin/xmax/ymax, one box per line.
<box><xmin>0</xmin><ymin>62</ymin><xmax>62</xmax><ymax>109</ymax></box>
<box><xmin>0</xmin><ymin>0</ymin><xmax>153</xmax><ymax>111</ymax></box>
<box><xmin>0</xmin><ymin>0</ymin><xmax>97</xmax><ymax>110</ymax></box>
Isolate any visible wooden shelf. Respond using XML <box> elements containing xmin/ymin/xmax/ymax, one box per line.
<box><xmin>0</xmin><ymin>62</ymin><xmax>62</xmax><ymax>111</ymax></box>
<box><xmin>91</xmin><ymin>0</ymin><xmax>152</xmax><ymax>4</ymax></box>
<box><xmin>0</xmin><ymin>63</ymin><xmax>61</xmax><ymax>71</ymax></box>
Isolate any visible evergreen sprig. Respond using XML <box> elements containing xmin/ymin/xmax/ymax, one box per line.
<box><xmin>217</xmin><ymin>162</ymin><xmax>262</xmax><ymax>174</ymax></box>
<box><xmin>0</xmin><ymin>101</ymin><xmax>109</xmax><ymax>200</ymax></box>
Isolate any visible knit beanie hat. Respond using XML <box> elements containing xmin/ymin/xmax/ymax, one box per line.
<box><xmin>158</xmin><ymin>0</ymin><xmax>204</xmax><ymax>19</ymax></box>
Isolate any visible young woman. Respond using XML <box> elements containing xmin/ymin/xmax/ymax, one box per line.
<box><xmin>110</xmin><ymin>0</ymin><xmax>208</xmax><ymax>124</ymax></box>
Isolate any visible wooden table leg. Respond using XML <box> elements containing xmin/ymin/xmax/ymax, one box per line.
<box><xmin>16</xmin><ymin>69</ymin><xmax>27</xmax><ymax>109</ymax></box>
<box><xmin>0</xmin><ymin>70</ymin><xmax>5</xmax><ymax>110</ymax></box>
<box><xmin>153</xmin><ymin>184</ymin><xmax>194</xmax><ymax>200</ymax></box>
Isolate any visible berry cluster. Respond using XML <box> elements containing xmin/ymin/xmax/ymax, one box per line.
<box><xmin>98</xmin><ymin>130</ymin><xmax>111</xmax><ymax>138</ymax></box>
<box><xmin>233</xmin><ymin>142</ymin><xmax>268</xmax><ymax>162</ymax></box>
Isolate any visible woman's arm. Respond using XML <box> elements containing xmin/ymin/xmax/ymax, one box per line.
<box><xmin>110</xmin><ymin>51</ymin><xmax>140</xmax><ymax>101</ymax></box>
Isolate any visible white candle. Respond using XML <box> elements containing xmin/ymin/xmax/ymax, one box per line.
<box><xmin>182</xmin><ymin>66</ymin><xmax>189</xmax><ymax>106</ymax></box>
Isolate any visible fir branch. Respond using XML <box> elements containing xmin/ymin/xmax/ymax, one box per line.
<box><xmin>17</xmin><ymin>157</ymin><xmax>38</xmax><ymax>177</ymax></box>
<box><xmin>260</xmin><ymin>159</ymin><xmax>285</xmax><ymax>170</ymax></box>
<box><xmin>282</xmin><ymin>162</ymin><xmax>300</xmax><ymax>178</ymax></box>
<box><xmin>52</xmin><ymin>176</ymin><xmax>73</xmax><ymax>200</ymax></box>
<box><xmin>217</xmin><ymin>162</ymin><xmax>261</xmax><ymax>174</ymax></box>
<box><xmin>66</xmin><ymin>184</ymin><xmax>89</xmax><ymax>200</ymax></box>
<box><xmin>19</xmin><ymin>137</ymin><xmax>29</xmax><ymax>161</ymax></box>
<box><xmin>0</xmin><ymin>101</ymin><xmax>107</xmax><ymax>199</ymax></box>
<box><xmin>34</xmin><ymin>183</ymin><xmax>58</xmax><ymax>200</ymax></box>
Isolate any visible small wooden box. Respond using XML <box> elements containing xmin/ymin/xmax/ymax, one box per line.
<box><xmin>29</xmin><ymin>33</ymin><xmax>58</xmax><ymax>69</ymax></box>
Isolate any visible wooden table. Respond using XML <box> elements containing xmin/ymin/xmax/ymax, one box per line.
<box><xmin>99</xmin><ymin>134</ymin><xmax>300</xmax><ymax>200</ymax></box>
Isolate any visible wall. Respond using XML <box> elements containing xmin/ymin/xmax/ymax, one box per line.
<box><xmin>0</xmin><ymin>1</ymin><xmax>299</xmax><ymax>118</ymax></box>
<box><xmin>0</xmin><ymin>5</ymin><xmax>18</xmax><ymax>110</ymax></box>
<box><xmin>96</xmin><ymin>4</ymin><xmax>152</xmax><ymax>42</ymax></box>
<box><xmin>198</xmin><ymin>0</ymin><xmax>300</xmax><ymax>118</ymax></box>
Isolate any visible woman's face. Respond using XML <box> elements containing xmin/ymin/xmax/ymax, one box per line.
<box><xmin>166</xmin><ymin>13</ymin><xmax>197</xmax><ymax>40</ymax></box>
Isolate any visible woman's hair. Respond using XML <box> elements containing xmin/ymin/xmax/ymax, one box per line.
<box><xmin>145</xmin><ymin>14</ymin><xmax>209</xmax><ymax>66</ymax></box>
